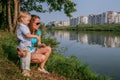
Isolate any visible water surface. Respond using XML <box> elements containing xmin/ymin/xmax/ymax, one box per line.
<box><xmin>49</xmin><ymin>31</ymin><xmax>120</xmax><ymax>80</ymax></box>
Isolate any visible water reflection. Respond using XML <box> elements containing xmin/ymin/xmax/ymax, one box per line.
<box><xmin>53</xmin><ymin>31</ymin><xmax>120</xmax><ymax>48</ymax></box>
<box><xmin>49</xmin><ymin>30</ymin><xmax>120</xmax><ymax>80</ymax></box>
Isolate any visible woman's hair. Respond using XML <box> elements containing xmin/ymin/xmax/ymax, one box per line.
<box><xmin>30</xmin><ymin>15</ymin><xmax>40</xmax><ymax>22</ymax></box>
<box><xmin>29</xmin><ymin>15</ymin><xmax>40</xmax><ymax>34</ymax></box>
<box><xmin>18</xmin><ymin>11</ymin><xmax>31</xmax><ymax>22</ymax></box>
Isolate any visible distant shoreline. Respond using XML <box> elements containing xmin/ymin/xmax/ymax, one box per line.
<box><xmin>50</xmin><ymin>24</ymin><xmax>120</xmax><ymax>32</ymax></box>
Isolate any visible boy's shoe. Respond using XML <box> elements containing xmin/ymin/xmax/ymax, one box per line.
<box><xmin>22</xmin><ymin>70</ymin><xmax>31</xmax><ymax>77</ymax></box>
<box><xmin>38</xmin><ymin>68</ymin><xmax>49</xmax><ymax>74</ymax></box>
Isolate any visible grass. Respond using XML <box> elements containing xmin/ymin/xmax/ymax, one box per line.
<box><xmin>0</xmin><ymin>30</ymin><xmax>113</xmax><ymax>80</ymax></box>
<box><xmin>0</xmin><ymin>47</ymin><xmax>24</xmax><ymax>80</ymax></box>
<box><xmin>51</xmin><ymin>24</ymin><xmax>120</xmax><ymax>32</ymax></box>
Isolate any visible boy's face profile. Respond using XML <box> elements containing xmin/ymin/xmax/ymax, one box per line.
<box><xmin>21</xmin><ymin>16</ymin><xmax>31</xmax><ymax>25</ymax></box>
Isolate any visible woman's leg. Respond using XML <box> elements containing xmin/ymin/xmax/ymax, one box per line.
<box><xmin>31</xmin><ymin>53</ymin><xmax>46</xmax><ymax>63</ymax></box>
<box><xmin>31</xmin><ymin>46</ymin><xmax>52</xmax><ymax>69</ymax></box>
<box><xmin>37</xmin><ymin>46</ymin><xmax>52</xmax><ymax>69</ymax></box>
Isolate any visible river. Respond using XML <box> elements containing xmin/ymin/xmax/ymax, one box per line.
<box><xmin>48</xmin><ymin>30</ymin><xmax>120</xmax><ymax>80</ymax></box>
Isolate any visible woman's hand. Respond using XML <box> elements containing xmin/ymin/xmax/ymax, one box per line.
<box><xmin>37</xmin><ymin>35</ymin><xmax>41</xmax><ymax>44</ymax></box>
<box><xmin>38</xmin><ymin>44</ymin><xmax>46</xmax><ymax>48</ymax></box>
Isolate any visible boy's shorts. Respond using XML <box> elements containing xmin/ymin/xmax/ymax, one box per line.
<box><xmin>18</xmin><ymin>46</ymin><xmax>37</xmax><ymax>54</ymax></box>
<box><xmin>30</xmin><ymin>47</ymin><xmax>36</xmax><ymax>53</ymax></box>
<box><xmin>21</xmin><ymin>47</ymin><xmax>30</xmax><ymax>52</ymax></box>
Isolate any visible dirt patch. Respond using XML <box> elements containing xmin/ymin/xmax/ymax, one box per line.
<box><xmin>0</xmin><ymin>53</ymin><xmax>68</xmax><ymax>80</ymax></box>
<box><xmin>30</xmin><ymin>67</ymin><xmax>67</xmax><ymax>80</ymax></box>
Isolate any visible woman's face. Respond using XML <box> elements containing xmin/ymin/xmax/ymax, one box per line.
<box><xmin>32</xmin><ymin>18</ymin><xmax>40</xmax><ymax>30</ymax></box>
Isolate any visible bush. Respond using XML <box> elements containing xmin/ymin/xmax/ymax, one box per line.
<box><xmin>46</xmin><ymin>53</ymin><xmax>112</xmax><ymax>80</ymax></box>
<box><xmin>0</xmin><ymin>31</ymin><xmax>112</xmax><ymax>80</ymax></box>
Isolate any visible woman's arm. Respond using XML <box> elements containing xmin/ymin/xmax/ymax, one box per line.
<box><xmin>37</xmin><ymin>35</ymin><xmax>47</xmax><ymax>48</ymax></box>
<box><xmin>37</xmin><ymin>35</ymin><xmax>41</xmax><ymax>45</ymax></box>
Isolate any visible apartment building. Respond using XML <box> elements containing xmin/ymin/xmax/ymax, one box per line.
<box><xmin>70</xmin><ymin>17</ymin><xmax>78</xmax><ymax>26</ymax></box>
<box><xmin>60</xmin><ymin>20</ymin><xmax>70</xmax><ymax>26</ymax></box>
<box><xmin>88</xmin><ymin>14</ymin><xmax>95</xmax><ymax>24</ymax></box>
<box><xmin>114</xmin><ymin>12</ymin><xmax>120</xmax><ymax>24</ymax></box>
<box><xmin>88</xmin><ymin>11</ymin><xmax>120</xmax><ymax>24</ymax></box>
<box><xmin>70</xmin><ymin>16</ymin><xmax>88</xmax><ymax>26</ymax></box>
<box><xmin>47</xmin><ymin>11</ymin><xmax>120</xmax><ymax>26</ymax></box>
<box><xmin>79</xmin><ymin>16</ymin><xmax>88</xmax><ymax>24</ymax></box>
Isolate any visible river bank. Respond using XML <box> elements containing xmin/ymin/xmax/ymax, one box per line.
<box><xmin>51</xmin><ymin>24</ymin><xmax>120</xmax><ymax>32</ymax></box>
<box><xmin>0</xmin><ymin>30</ymin><xmax>112</xmax><ymax>80</ymax></box>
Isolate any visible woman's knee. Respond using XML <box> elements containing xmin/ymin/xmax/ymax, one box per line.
<box><xmin>40</xmin><ymin>55</ymin><xmax>46</xmax><ymax>62</ymax></box>
<box><xmin>31</xmin><ymin>55</ymin><xmax>46</xmax><ymax>63</ymax></box>
<box><xmin>46</xmin><ymin>46</ymin><xmax>52</xmax><ymax>53</ymax></box>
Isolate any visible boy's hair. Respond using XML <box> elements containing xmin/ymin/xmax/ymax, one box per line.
<box><xmin>18</xmin><ymin>11</ymin><xmax>31</xmax><ymax>22</ymax></box>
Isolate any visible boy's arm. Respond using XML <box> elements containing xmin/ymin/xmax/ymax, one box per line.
<box><xmin>17</xmin><ymin>48</ymin><xmax>27</xmax><ymax>57</ymax></box>
<box><xmin>20</xmin><ymin>26</ymin><xmax>39</xmax><ymax>39</ymax></box>
<box><xmin>25</xmin><ymin>33</ymin><xmax>40</xmax><ymax>40</ymax></box>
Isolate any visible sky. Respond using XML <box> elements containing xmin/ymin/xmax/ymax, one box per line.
<box><xmin>30</xmin><ymin>0</ymin><xmax>120</xmax><ymax>24</ymax></box>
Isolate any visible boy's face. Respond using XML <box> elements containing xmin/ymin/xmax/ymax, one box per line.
<box><xmin>22</xmin><ymin>16</ymin><xmax>31</xmax><ymax>25</ymax></box>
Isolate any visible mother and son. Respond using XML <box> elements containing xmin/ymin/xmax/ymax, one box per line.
<box><xmin>16</xmin><ymin>11</ymin><xmax>52</xmax><ymax>77</ymax></box>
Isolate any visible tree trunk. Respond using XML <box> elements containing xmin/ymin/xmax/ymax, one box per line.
<box><xmin>7</xmin><ymin>0</ymin><xmax>13</xmax><ymax>33</ymax></box>
<box><xmin>15</xmin><ymin>0</ymin><xmax>21</xmax><ymax>29</ymax></box>
<box><xmin>13</xmin><ymin>0</ymin><xmax>19</xmax><ymax>32</ymax></box>
<box><xmin>18</xmin><ymin>1</ymin><xmax>21</xmax><ymax>13</ymax></box>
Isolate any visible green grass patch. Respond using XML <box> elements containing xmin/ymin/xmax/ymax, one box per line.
<box><xmin>51</xmin><ymin>24</ymin><xmax>120</xmax><ymax>32</ymax></box>
<box><xmin>0</xmin><ymin>30</ymin><xmax>113</xmax><ymax>80</ymax></box>
<box><xmin>46</xmin><ymin>53</ymin><xmax>112</xmax><ymax>80</ymax></box>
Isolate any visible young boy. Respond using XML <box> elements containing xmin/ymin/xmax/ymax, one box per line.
<box><xmin>16</xmin><ymin>11</ymin><xmax>40</xmax><ymax>77</ymax></box>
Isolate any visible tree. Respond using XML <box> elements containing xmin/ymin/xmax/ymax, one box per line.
<box><xmin>0</xmin><ymin>0</ymin><xmax>7</xmax><ymax>29</ymax></box>
<box><xmin>1</xmin><ymin>0</ymin><xmax>76</xmax><ymax>33</ymax></box>
<box><xmin>7</xmin><ymin>0</ymin><xmax>12</xmax><ymax>32</ymax></box>
<box><xmin>21</xmin><ymin>0</ymin><xmax>76</xmax><ymax>17</ymax></box>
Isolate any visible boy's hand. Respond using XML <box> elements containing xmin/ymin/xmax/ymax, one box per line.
<box><xmin>36</xmin><ymin>35</ymin><xmax>40</xmax><ymax>41</ymax></box>
<box><xmin>17</xmin><ymin>50</ymin><xmax>27</xmax><ymax>57</ymax></box>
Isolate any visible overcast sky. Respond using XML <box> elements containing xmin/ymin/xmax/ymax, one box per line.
<box><xmin>30</xmin><ymin>0</ymin><xmax>120</xmax><ymax>24</ymax></box>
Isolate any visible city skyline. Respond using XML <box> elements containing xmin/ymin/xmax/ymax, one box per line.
<box><xmin>30</xmin><ymin>0</ymin><xmax>120</xmax><ymax>24</ymax></box>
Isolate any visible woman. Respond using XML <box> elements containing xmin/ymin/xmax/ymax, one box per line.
<box><xmin>29</xmin><ymin>15</ymin><xmax>52</xmax><ymax>73</ymax></box>
<box><xmin>17</xmin><ymin>15</ymin><xmax>52</xmax><ymax>74</ymax></box>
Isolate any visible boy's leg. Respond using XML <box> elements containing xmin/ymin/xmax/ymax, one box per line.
<box><xmin>24</xmin><ymin>51</ymin><xmax>31</xmax><ymax>71</ymax></box>
<box><xmin>20</xmin><ymin>48</ymin><xmax>31</xmax><ymax>76</ymax></box>
<box><xmin>20</xmin><ymin>52</ymin><xmax>31</xmax><ymax>71</ymax></box>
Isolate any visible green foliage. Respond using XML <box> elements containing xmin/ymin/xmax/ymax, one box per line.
<box><xmin>46</xmin><ymin>53</ymin><xmax>112</xmax><ymax>80</ymax></box>
<box><xmin>0</xmin><ymin>31</ymin><xmax>19</xmax><ymax>64</ymax></box>
<box><xmin>52</xmin><ymin>24</ymin><xmax>120</xmax><ymax>32</ymax></box>
<box><xmin>0</xmin><ymin>0</ymin><xmax>7</xmax><ymax>29</ymax></box>
<box><xmin>0</xmin><ymin>0</ymin><xmax>76</xmax><ymax>31</ymax></box>
<box><xmin>42</xmin><ymin>36</ymin><xmax>59</xmax><ymax>48</ymax></box>
<box><xmin>0</xmin><ymin>30</ymin><xmax>112</xmax><ymax>80</ymax></box>
<box><xmin>21</xmin><ymin>0</ymin><xmax>76</xmax><ymax>17</ymax></box>
<box><xmin>0</xmin><ymin>31</ymin><xmax>25</xmax><ymax>80</ymax></box>
<box><xmin>41</xmin><ymin>26</ymin><xmax>60</xmax><ymax>48</ymax></box>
